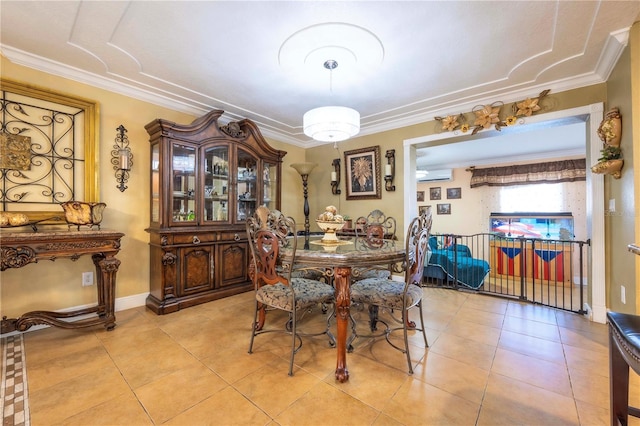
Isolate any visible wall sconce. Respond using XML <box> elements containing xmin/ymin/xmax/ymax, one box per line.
<box><xmin>111</xmin><ymin>125</ymin><xmax>133</xmax><ymax>192</ymax></box>
<box><xmin>384</xmin><ymin>149</ymin><xmax>395</xmax><ymax>191</ymax></box>
<box><xmin>331</xmin><ymin>158</ymin><xmax>341</xmax><ymax>195</ymax></box>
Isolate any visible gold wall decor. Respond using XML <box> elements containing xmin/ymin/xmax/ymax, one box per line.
<box><xmin>591</xmin><ymin>107</ymin><xmax>623</xmax><ymax>179</ymax></box>
<box><xmin>0</xmin><ymin>133</ymin><xmax>31</xmax><ymax>170</ymax></box>
<box><xmin>434</xmin><ymin>89</ymin><xmax>551</xmax><ymax>135</ymax></box>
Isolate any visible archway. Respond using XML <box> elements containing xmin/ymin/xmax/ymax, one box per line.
<box><xmin>403</xmin><ymin>103</ymin><xmax>606</xmax><ymax>323</ymax></box>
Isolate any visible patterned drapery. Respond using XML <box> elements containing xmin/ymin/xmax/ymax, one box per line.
<box><xmin>470</xmin><ymin>159</ymin><xmax>586</xmax><ymax>188</ymax></box>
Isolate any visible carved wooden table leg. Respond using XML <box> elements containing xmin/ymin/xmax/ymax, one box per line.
<box><xmin>334</xmin><ymin>266</ymin><xmax>351</xmax><ymax>382</ymax></box>
<box><xmin>92</xmin><ymin>253</ymin><xmax>121</xmax><ymax>331</ymax></box>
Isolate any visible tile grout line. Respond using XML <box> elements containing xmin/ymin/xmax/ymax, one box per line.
<box><xmin>1</xmin><ymin>335</ymin><xmax>30</xmax><ymax>426</ymax></box>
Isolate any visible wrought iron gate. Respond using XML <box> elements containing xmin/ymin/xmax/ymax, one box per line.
<box><xmin>422</xmin><ymin>233</ymin><xmax>589</xmax><ymax>314</ymax></box>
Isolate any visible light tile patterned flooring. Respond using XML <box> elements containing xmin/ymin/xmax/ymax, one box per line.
<box><xmin>2</xmin><ymin>287</ymin><xmax>640</xmax><ymax>425</ymax></box>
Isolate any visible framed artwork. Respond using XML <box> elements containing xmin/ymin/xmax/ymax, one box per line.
<box><xmin>430</xmin><ymin>187</ymin><xmax>441</xmax><ymax>200</ymax></box>
<box><xmin>437</xmin><ymin>203</ymin><xmax>451</xmax><ymax>215</ymax></box>
<box><xmin>419</xmin><ymin>205</ymin><xmax>431</xmax><ymax>215</ymax></box>
<box><xmin>417</xmin><ymin>191</ymin><xmax>425</xmax><ymax>202</ymax></box>
<box><xmin>344</xmin><ymin>145</ymin><xmax>381</xmax><ymax>200</ymax></box>
<box><xmin>447</xmin><ymin>187</ymin><xmax>462</xmax><ymax>199</ymax></box>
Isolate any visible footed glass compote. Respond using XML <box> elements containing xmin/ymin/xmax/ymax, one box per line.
<box><xmin>316</xmin><ymin>220</ymin><xmax>346</xmax><ymax>244</ymax></box>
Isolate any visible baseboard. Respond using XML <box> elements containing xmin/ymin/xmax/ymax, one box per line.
<box><xmin>583</xmin><ymin>302</ymin><xmax>593</xmax><ymax>321</ymax></box>
<box><xmin>1</xmin><ymin>292</ymin><xmax>149</xmax><ymax>337</ymax></box>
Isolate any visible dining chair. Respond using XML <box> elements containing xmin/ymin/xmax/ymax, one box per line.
<box><xmin>351</xmin><ymin>209</ymin><xmax>398</xmax><ymax>281</ymax></box>
<box><xmin>349</xmin><ymin>207</ymin><xmax>432</xmax><ymax>374</ymax></box>
<box><xmin>355</xmin><ymin>209</ymin><xmax>397</xmax><ymax>241</ymax></box>
<box><xmin>246</xmin><ymin>207</ymin><xmax>336</xmax><ymax>376</ymax></box>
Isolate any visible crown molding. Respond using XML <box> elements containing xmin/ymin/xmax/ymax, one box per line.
<box><xmin>2</xmin><ymin>27</ymin><xmax>627</xmax><ymax>147</ymax></box>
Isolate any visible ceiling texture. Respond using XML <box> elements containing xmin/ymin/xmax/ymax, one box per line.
<box><xmin>2</xmin><ymin>1</ymin><xmax>639</xmax><ymax>167</ymax></box>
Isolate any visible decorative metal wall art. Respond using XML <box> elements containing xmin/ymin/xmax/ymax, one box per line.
<box><xmin>111</xmin><ymin>125</ymin><xmax>133</xmax><ymax>192</ymax></box>
<box><xmin>0</xmin><ymin>79</ymin><xmax>99</xmax><ymax>223</ymax></box>
<box><xmin>384</xmin><ymin>149</ymin><xmax>395</xmax><ymax>191</ymax></box>
<box><xmin>331</xmin><ymin>158</ymin><xmax>341</xmax><ymax>195</ymax></box>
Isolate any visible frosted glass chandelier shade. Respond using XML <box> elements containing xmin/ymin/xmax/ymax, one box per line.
<box><xmin>303</xmin><ymin>106</ymin><xmax>360</xmax><ymax>142</ymax></box>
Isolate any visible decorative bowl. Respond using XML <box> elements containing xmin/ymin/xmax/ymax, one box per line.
<box><xmin>316</xmin><ymin>220</ymin><xmax>346</xmax><ymax>244</ymax></box>
<box><xmin>60</xmin><ymin>201</ymin><xmax>107</xmax><ymax>230</ymax></box>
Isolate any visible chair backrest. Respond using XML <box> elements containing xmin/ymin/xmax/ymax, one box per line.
<box><xmin>355</xmin><ymin>209</ymin><xmax>397</xmax><ymax>241</ymax></box>
<box><xmin>405</xmin><ymin>206</ymin><xmax>433</xmax><ymax>286</ymax></box>
<box><xmin>246</xmin><ymin>208</ymin><xmax>297</xmax><ymax>288</ymax></box>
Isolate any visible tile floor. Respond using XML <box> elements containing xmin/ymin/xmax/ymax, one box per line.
<box><xmin>4</xmin><ymin>287</ymin><xmax>640</xmax><ymax>425</ymax></box>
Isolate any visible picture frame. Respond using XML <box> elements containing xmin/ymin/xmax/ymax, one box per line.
<box><xmin>419</xmin><ymin>205</ymin><xmax>431</xmax><ymax>216</ymax></box>
<box><xmin>447</xmin><ymin>187</ymin><xmax>462</xmax><ymax>199</ymax></box>
<box><xmin>430</xmin><ymin>187</ymin><xmax>441</xmax><ymax>200</ymax></box>
<box><xmin>344</xmin><ymin>145</ymin><xmax>381</xmax><ymax>200</ymax></box>
<box><xmin>417</xmin><ymin>191</ymin><xmax>425</xmax><ymax>202</ymax></box>
<box><xmin>437</xmin><ymin>203</ymin><xmax>451</xmax><ymax>215</ymax></box>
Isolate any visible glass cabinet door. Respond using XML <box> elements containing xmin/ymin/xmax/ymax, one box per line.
<box><xmin>171</xmin><ymin>143</ymin><xmax>196</xmax><ymax>223</ymax></box>
<box><xmin>203</xmin><ymin>145</ymin><xmax>230</xmax><ymax>222</ymax></box>
<box><xmin>262</xmin><ymin>161</ymin><xmax>278</xmax><ymax>211</ymax></box>
<box><xmin>236</xmin><ymin>148</ymin><xmax>258</xmax><ymax>222</ymax></box>
<box><xmin>151</xmin><ymin>144</ymin><xmax>160</xmax><ymax>223</ymax></box>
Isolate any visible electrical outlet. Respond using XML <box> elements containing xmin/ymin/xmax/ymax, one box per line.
<box><xmin>621</xmin><ymin>285</ymin><xmax>626</xmax><ymax>304</ymax></box>
<box><xmin>82</xmin><ymin>272</ymin><xmax>94</xmax><ymax>287</ymax></box>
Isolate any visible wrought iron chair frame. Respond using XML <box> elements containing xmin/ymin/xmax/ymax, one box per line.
<box><xmin>348</xmin><ymin>208</ymin><xmax>433</xmax><ymax>374</ymax></box>
<box><xmin>246</xmin><ymin>207</ymin><xmax>335</xmax><ymax>376</ymax></box>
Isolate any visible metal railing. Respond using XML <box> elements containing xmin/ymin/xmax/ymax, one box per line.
<box><xmin>423</xmin><ymin>233</ymin><xmax>589</xmax><ymax>314</ymax></box>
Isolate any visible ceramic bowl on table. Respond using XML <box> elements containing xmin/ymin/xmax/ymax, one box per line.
<box><xmin>316</xmin><ymin>220</ymin><xmax>346</xmax><ymax>244</ymax></box>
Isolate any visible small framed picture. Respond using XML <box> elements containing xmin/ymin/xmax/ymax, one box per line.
<box><xmin>417</xmin><ymin>191</ymin><xmax>425</xmax><ymax>202</ymax></box>
<box><xmin>419</xmin><ymin>205</ymin><xmax>431</xmax><ymax>215</ymax></box>
<box><xmin>447</xmin><ymin>187</ymin><xmax>462</xmax><ymax>199</ymax></box>
<box><xmin>437</xmin><ymin>203</ymin><xmax>451</xmax><ymax>215</ymax></box>
<box><xmin>429</xmin><ymin>187</ymin><xmax>441</xmax><ymax>200</ymax></box>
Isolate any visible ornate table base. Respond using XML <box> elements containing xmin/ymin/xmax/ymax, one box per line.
<box><xmin>1</xmin><ymin>230</ymin><xmax>124</xmax><ymax>333</ymax></box>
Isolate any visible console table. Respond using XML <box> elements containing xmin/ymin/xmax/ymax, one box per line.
<box><xmin>0</xmin><ymin>229</ymin><xmax>124</xmax><ymax>333</ymax></box>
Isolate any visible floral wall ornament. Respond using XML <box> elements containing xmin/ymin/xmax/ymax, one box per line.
<box><xmin>434</xmin><ymin>89</ymin><xmax>550</xmax><ymax>135</ymax></box>
<box><xmin>591</xmin><ymin>107</ymin><xmax>623</xmax><ymax>179</ymax></box>
<box><xmin>473</xmin><ymin>102</ymin><xmax>502</xmax><ymax>129</ymax></box>
<box><xmin>597</xmin><ymin>107</ymin><xmax>622</xmax><ymax>147</ymax></box>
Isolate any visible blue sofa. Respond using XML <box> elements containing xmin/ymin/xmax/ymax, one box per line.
<box><xmin>424</xmin><ymin>236</ymin><xmax>490</xmax><ymax>289</ymax></box>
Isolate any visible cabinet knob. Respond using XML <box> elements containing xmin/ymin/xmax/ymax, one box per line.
<box><xmin>234</xmin><ymin>233</ymin><xmax>240</xmax><ymax>241</ymax></box>
<box><xmin>193</xmin><ymin>236</ymin><xmax>201</xmax><ymax>244</ymax></box>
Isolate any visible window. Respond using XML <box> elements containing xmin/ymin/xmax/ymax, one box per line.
<box><xmin>499</xmin><ymin>183</ymin><xmax>564</xmax><ymax>212</ymax></box>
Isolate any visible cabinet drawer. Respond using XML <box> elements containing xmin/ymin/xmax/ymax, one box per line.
<box><xmin>173</xmin><ymin>233</ymin><xmax>217</xmax><ymax>244</ymax></box>
<box><xmin>218</xmin><ymin>231</ymin><xmax>246</xmax><ymax>242</ymax></box>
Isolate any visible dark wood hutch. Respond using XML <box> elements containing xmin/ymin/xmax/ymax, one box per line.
<box><xmin>145</xmin><ymin>110</ymin><xmax>286</xmax><ymax>314</ymax></box>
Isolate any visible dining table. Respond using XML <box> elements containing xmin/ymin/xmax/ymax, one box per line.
<box><xmin>285</xmin><ymin>234</ymin><xmax>405</xmax><ymax>382</ymax></box>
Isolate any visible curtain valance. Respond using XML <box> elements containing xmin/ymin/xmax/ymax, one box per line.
<box><xmin>470</xmin><ymin>159</ymin><xmax>586</xmax><ymax>188</ymax></box>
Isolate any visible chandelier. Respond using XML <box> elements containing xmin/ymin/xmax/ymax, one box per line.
<box><xmin>303</xmin><ymin>60</ymin><xmax>360</xmax><ymax>142</ymax></box>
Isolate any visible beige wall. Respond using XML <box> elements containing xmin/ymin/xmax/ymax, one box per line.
<box><xmin>606</xmin><ymin>22</ymin><xmax>639</xmax><ymax>313</ymax></box>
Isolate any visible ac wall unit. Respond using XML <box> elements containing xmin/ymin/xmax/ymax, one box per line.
<box><xmin>418</xmin><ymin>169</ymin><xmax>453</xmax><ymax>182</ymax></box>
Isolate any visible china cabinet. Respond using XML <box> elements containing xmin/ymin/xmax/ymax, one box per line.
<box><xmin>145</xmin><ymin>110</ymin><xmax>286</xmax><ymax>314</ymax></box>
